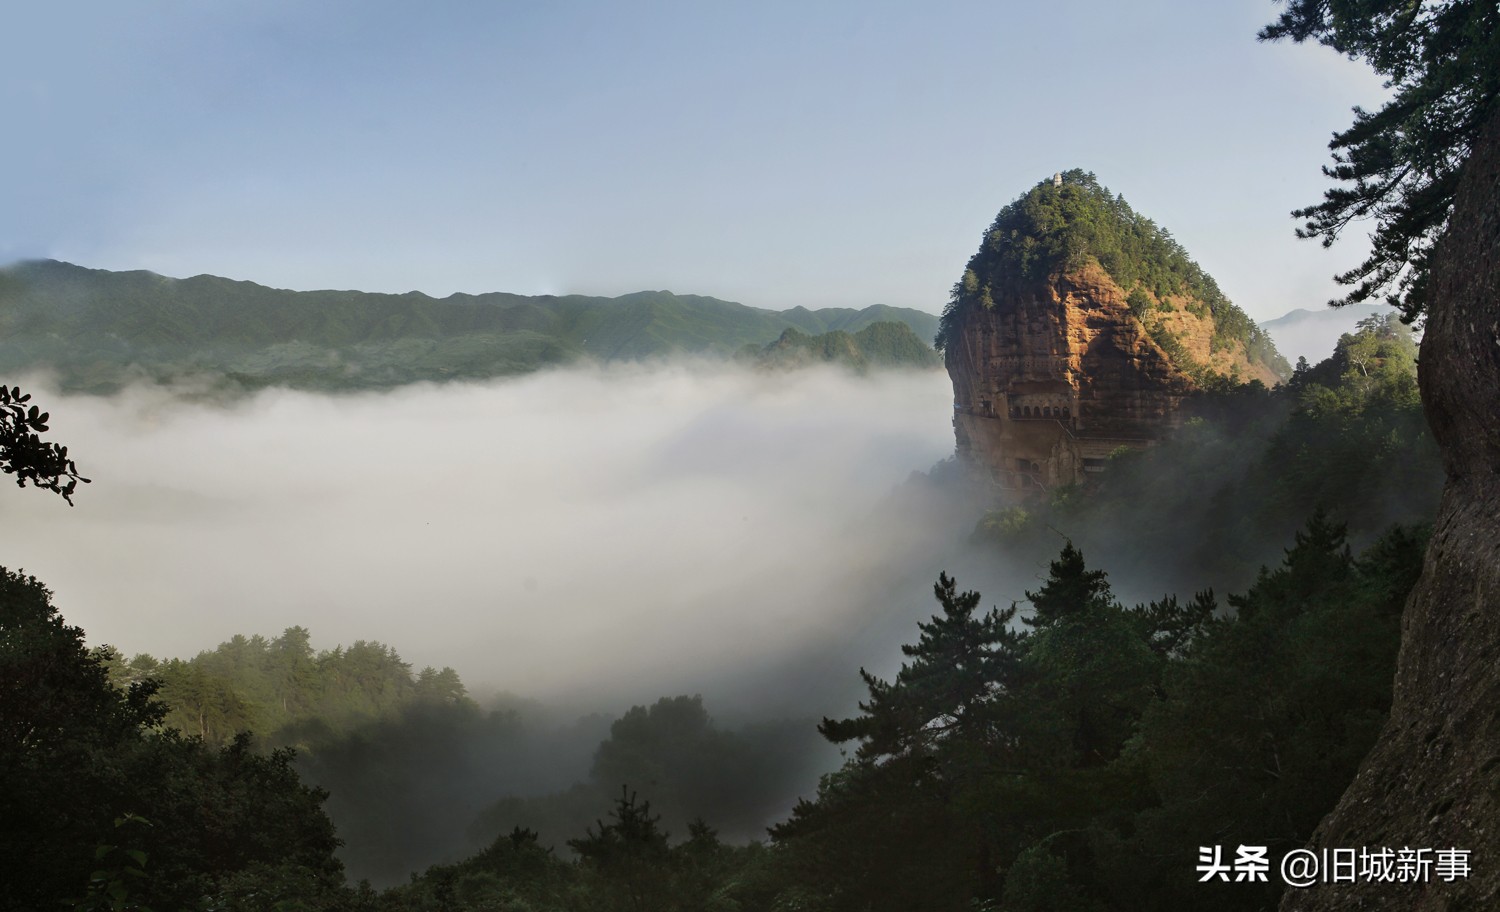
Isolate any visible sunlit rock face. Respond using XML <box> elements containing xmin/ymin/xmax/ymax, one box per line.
<box><xmin>944</xmin><ymin>262</ymin><xmax>1275</xmax><ymax>496</ymax></box>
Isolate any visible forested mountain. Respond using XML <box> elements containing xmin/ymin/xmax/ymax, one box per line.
<box><xmin>1258</xmin><ymin>301</ymin><xmax>1399</xmax><ymax>364</ymax></box>
<box><xmin>3</xmin><ymin>0</ymin><xmax>1490</xmax><ymax>905</ymax></box>
<box><xmin>0</xmin><ymin>260</ymin><xmax>939</xmax><ymax>393</ymax></box>
<box><xmin>741</xmin><ymin>321</ymin><xmax>941</xmax><ymax>371</ymax></box>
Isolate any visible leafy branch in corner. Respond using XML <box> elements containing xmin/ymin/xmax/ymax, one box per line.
<box><xmin>0</xmin><ymin>385</ymin><xmax>90</xmax><ymax>504</ymax></box>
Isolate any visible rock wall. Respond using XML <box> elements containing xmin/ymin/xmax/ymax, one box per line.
<box><xmin>1280</xmin><ymin>102</ymin><xmax>1500</xmax><ymax>912</ymax></box>
<box><xmin>945</xmin><ymin>262</ymin><xmax>1246</xmax><ymax>494</ymax></box>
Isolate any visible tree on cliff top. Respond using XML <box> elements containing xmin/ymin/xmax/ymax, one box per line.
<box><xmin>1261</xmin><ymin>0</ymin><xmax>1499</xmax><ymax>322</ymax></box>
<box><xmin>933</xmin><ymin>171</ymin><xmax>1284</xmax><ymax>378</ymax></box>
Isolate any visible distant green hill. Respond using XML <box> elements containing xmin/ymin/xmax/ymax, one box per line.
<box><xmin>744</xmin><ymin>321</ymin><xmax>942</xmax><ymax>371</ymax></box>
<box><xmin>0</xmin><ymin>260</ymin><xmax>940</xmax><ymax>393</ymax></box>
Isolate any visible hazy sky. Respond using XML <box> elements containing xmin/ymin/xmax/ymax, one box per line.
<box><xmin>2</xmin><ymin>1</ymin><xmax>1386</xmax><ymax>321</ymax></box>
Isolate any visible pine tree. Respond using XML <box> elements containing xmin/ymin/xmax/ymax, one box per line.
<box><xmin>568</xmin><ymin>787</ymin><xmax>672</xmax><ymax>912</ymax></box>
<box><xmin>1260</xmin><ymin>0</ymin><xmax>1500</xmax><ymax>320</ymax></box>
<box><xmin>819</xmin><ymin>572</ymin><xmax>1026</xmax><ymax>765</ymax></box>
<box><xmin>1022</xmin><ymin>541</ymin><xmax>1114</xmax><ymax>628</ymax></box>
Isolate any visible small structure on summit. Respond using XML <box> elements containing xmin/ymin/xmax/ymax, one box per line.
<box><xmin>936</xmin><ymin>170</ymin><xmax>1288</xmax><ymax>496</ymax></box>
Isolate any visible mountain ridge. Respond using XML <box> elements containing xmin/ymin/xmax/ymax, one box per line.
<box><xmin>0</xmin><ymin>259</ymin><xmax>940</xmax><ymax>393</ymax></box>
<box><xmin>1258</xmin><ymin>301</ymin><xmax>1400</xmax><ymax>364</ymax></box>
<box><xmin>742</xmin><ymin>321</ymin><xmax>943</xmax><ymax>372</ymax></box>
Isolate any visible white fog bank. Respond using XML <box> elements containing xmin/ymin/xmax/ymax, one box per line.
<box><xmin>0</xmin><ymin>363</ymin><xmax>962</xmax><ymax>712</ymax></box>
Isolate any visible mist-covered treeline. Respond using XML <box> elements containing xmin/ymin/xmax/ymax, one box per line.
<box><xmin>361</xmin><ymin>313</ymin><xmax>1437</xmax><ymax>909</ymax></box>
<box><xmin>468</xmin><ymin>696</ymin><xmax>832</xmax><ymax>850</ymax></box>
<box><xmin>0</xmin><ymin>510</ymin><xmax>1428</xmax><ymax>911</ymax></box>
<box><xmin>379</xmin><ymin>514</ymin><xmax>1424</xmax><ymax>911</ymax></box>
<box><xmin>102</xmin><ymin>628</ymin><xmax>469</xmax><ymax>746</ymax></box>
<box><xmin>104</xmin><ymin>631</ymin><xmax>832</xmax><ymax>886</ymax></box>
<box><xmin>281</xmin><ymin>689</ymin><xmax>829</xmax><ymax>886</ymax></box>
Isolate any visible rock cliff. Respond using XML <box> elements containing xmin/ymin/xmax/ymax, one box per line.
<box><xmin>940</xmin><ymin>171</ymin><xmax>1286</xmax><ymax>494</ymax></box>
<box><xmin>1281</xmin><ymin>100</ymin><xmax>1500</xmax><ymax>912</ymax></box>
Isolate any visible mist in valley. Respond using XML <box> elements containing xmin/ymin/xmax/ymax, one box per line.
<box><xmin>0</xmin><ymin>328</ymin><xmax>1442</xmax><ymax>892</ymax></box>
<box><xmin>0</xmin><ymin>363</ymin><xmax>972</xmax><ymax>703</ymax></box>
<box><xmin>0</xmin><ymin>360</ymin><xmax>1047</xmax><ymax>881</ymax></box>
<box><xmin>6</xmin><ymin>350</ymin><xmax>1414</xmax><ymax>886</ymax></box>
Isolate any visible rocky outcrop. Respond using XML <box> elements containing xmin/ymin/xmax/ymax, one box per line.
<box><xmin>1280</xmin><ymin>104</ymin><xmax>1500</xmax><ymax>912</ymax></box>
<box><xmin>945</xmin><ymin>262</ymin><xmax>1273</xmax><ymax>494</ymax></box>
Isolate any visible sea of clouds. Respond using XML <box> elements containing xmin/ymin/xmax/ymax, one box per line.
<box><xmin>0</xmin><ymin>362</ymin><xmax>990</xmax><ymax>718</ymax></box>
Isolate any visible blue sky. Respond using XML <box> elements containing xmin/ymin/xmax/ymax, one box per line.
<box><xmin>2</xmin><ymin>1</ymin><xmax>1386</xmax><ymax>322</ymax></box>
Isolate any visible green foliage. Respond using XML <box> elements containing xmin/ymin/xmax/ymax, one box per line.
<box><xmin>973</xmin><ymin>506</ymin><xmax>1034</xmax><ymax>544</ymax></box>
<box><xmin>934</xmin><ymin>171</ymin><xmax>1283</xmax><ymax>381</ymax></box>
<box><xmin>744</xmin><ymin>321</ymin><xmax>942</xmax><ymax>371</ymax></box>
<box><xmin>568</xmin><ymin>788</ymin><xmax>673</xmax><ymax>912</ymax></box>
<box><xmin>848</xmin><ymin>320</ymin><xmax>944</xmax><ymax>368</ymax></box>
<box><xmin>374</xmin><ymin>825</ymin><xmax>576</xmax><ymax>912</ymax></box>
<box><xmin>762</xmin><ymin>518</ymin><xmax>1424</xmax><ymax>911</ymax></box>
<box><xmin>0</xmin><ymin>569</ymin><xmax>349</xmax><ymax>912</ymax></box>
<box><xmin>387</xmin><ymin>798</ymin><xmax>764</xmax><ymax>912</ymax></box>
<box><xmin>1101</xmin><ymin>519</ymin><xmax>1425</xmax><ymax>911</ymax></box>
<box><xmin>293</xmin><ymin>697</ymin><xmax>531</xmax><ymax>884</ymax></box>
<box><xmin>100</xmin><ymin>628</ymin><xmax>554</xmax><ymax>886</ymax></box>
<box><xmin>107</xmin><ymin>628</ymin><xmax>474</xmax><ymax>748</ymax></box>
<box><xmin>471</xmin><ymin>695</ymin><xmax>828</xmax><ymax>861</ymax></box>
<box><xmin>764</xmin><ymin>557</ymin><xmax>1208</xmax><ymax>911</ymax></box>
<box><xmin>0</xmin><ymin>260</ymin><xmax>940</xmax><ymax>394</ymax></box>
<box><xmin>1001</xmin><ymin>843</ymin><xmax>1106</xmax><ymax>912</ymax></box>
<box><xmin>820</xmin><ymin>572</ymin><xmax>1027</xmax><ymax>764</ymax></box>
<box><xmin>1261</xmin><ymin>0</ymin><xmax>1500</xmax><ymax>320</ymax></box>
<box><xmin>980</xmin><ymin>314</ymin><xmax>1438</xmax><ymax>599</ymax></box>
<box><xmin>1023</xmin><ymin>542</ymin><xmax>1115</xmax><ymax>628</ymax></box>
<box><xmin>0</xmin><ymin>384</ymin><xmax>89</xmax><ymax>503</ymax></box>
<box><xmin>71</xmin><ymin>815</ymin><xmax>156</xmax><ymax>912</ymax></box>
<box><xmin>1145</xmin><ymin>322</ymin><xmax>1204</xmax><ymax>380</ymax></box>
<box><xmin>750</xmin><ymin>326</ymin><xmax>866</xmax><ymax>371</ymax></box>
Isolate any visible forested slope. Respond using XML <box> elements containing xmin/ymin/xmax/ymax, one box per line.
<box><xmin>0</xmin><ymin>260</ymin><xmax>939</xmax><ymax>393</ymax></box>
